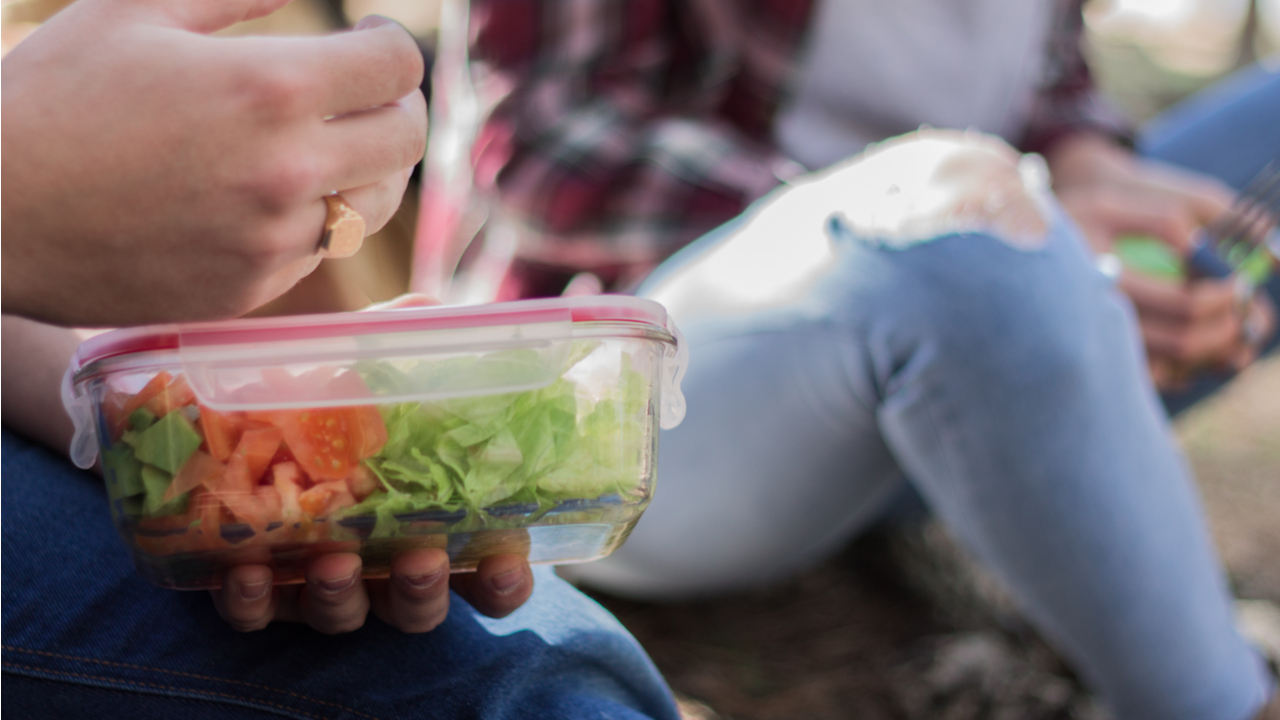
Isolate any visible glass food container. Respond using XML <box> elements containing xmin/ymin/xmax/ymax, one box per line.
<box><xmin>63</xmin><ymin>297</ymin><xmax>686</xmax><ymax>589</ymax></box>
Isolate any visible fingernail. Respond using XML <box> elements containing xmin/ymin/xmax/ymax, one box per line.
<box><xmin>403</xmin><ymin>570</ymin><xmax>443</xmax><ymax>590</ymax></box>
<box><xmin>238</xmin><ymin>581</ymin><xmax>269</xmax><ymax>602</ymax></box>
<box><xmin>354</xmin><ymin>14</ymin><xmax>392</xmax><ymax>30</ymax></box>
<box><xmin>490</xmin><ymin>569</ymin><xmax>522</xmax><ymax>594</ymax></box>
<box><xmin>316</xmin><ymin>571</ymin><xmax>358</xmax><ymax>594</ymax></box>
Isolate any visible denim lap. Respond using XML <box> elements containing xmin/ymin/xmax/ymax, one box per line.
<box><xmin>1</xmin><ymin>431</ymin><xmax>679</xmax><ymax>720</ymax></box>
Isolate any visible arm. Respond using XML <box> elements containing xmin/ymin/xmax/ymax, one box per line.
<box><xmin>1</xmin><ymin>315</ymin><xmax>81</xmax><ymax>455</ymax></box>
<box><xmin>471</xmin><ymin>0</ymin><xmax>791</xmax><ymax>268</ymax></box>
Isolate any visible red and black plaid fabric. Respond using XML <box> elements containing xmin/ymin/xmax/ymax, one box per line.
<box><xmin>469</xmin><ymin>0</ymin><xmax>1131</xmax><ymax>285</ymax></box>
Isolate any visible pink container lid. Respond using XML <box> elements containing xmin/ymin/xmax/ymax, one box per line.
<box><xmin>72</xmin><ymin>296</ymin><xmax>672</xmax><ymax>371</ymax></box>
<box><xmin>63</xmin><ymin>296</ymin><xmax>687</xmax><ymax>470</ymax></box>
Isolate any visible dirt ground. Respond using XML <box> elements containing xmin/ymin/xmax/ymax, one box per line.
<box><xmin>585</xmin><ymin>357</ymin><xmax>1280</xmax><ymax>720</ymax></box>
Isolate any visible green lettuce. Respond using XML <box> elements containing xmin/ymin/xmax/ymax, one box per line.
<box><xmin>347</xmin><ymin>344</ymin><xmax>652</xmax><ymax>537</ymax></box>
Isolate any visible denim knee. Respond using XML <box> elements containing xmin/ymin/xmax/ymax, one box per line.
<box><xmin>848</xmin><ymin>221</ymin><xmax>1134</xmax><ymax>402</ymax></box>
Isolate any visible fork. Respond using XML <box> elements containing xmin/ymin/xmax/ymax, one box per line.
<box><xmin>1187</xmin><ymin>160</ymin><xmax>1280</xmax><ymax>298</ymax></box>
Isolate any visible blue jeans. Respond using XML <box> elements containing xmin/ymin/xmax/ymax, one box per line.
<box><xmin>0</xmin><ymin>431</ymin><xmax>680</xmax><ymax>719</ymax></box>
<box><xmin>565</xmin><ymin>68</ymin><xmax>1280</xmax><ymax>718</ymax></box>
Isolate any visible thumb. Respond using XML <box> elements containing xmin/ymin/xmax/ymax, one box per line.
<box><xmin>135</xmin><ymin>0</ymin><xmax>296</xmax><ymax>34</ymax></box>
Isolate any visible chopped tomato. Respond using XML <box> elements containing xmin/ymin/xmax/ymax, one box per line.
<box><xmin>164</xmin><ymin>450</ymin><xmax>226</xmax><ymax>504</ymax></box>
<box><xmin>237</xmin><ymin>427</ymin><xmax>284</xmax><ymax>484</ymax></box>
<box><xmin>207</xmin><ymin>427</ymin><xmax>279</xmax><ymax>501</ymax></box>
<box><xmin>211</xmin><ymin>483</ymin><xmax>275</xmax><ymax>531</ymax></box>
<box><xmin>324</xmin><ymin>372</ymin><xmax>387</xmax><ymax>460</ymax></box>
<box><xmin>188</xmin><ymin>489</ymin><xmax>229</xmax><ymax>552</ymax></box>
<box><xmin>273</xmin><ymin>462</ymin><xmax>305</xmax><ymax>521</ymax></box>
<box><xmin>268</xmin><ymin>442</ymin><xmax>298</xmax><ymax>465</ymax></box>
<box><xmin>298</xmin><ymin>481</ymin><xmax>356</xmax><ymax>518</ymax></box>
<box><xmin>199</xmin><ymin>407</ymin><xmax>243</xmax><ymax>462</ymax></box>
<box><xmin>253</xmin><ymin>485</ymin><xmax>283</xmax><ymax>523</ymax></box>
<box><xmin>272</xmin><ymin>408</ymin><xmax>351</xmax><ymax>481</ymax></box>
<box><xmin>146</xmin><ymin>374</ymin><xmax>197</xmax><ymax>417</ymax></box>
<box><xmin>120</xmin><ymin>372</ymin><xmax>174</xmax><ymax>427</ymax></box>
<box><xmin>343</xmin><ymin>406</ymin><xmax>387</xmax><ymax>460</ymax></box>
<box><xmin>344</xmin><ymin>463</ymin><xmax>379</xmax><ymax>500</ymax></box>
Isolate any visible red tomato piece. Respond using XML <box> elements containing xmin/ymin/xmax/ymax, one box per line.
<box><xmin>145</xmin><ymin>374</ymin><xmax>198</xmax><ymax>417</ymax></box>
<box><xmin>236</xmin><ymin>427</ymin><xmax>284</xmax><ymax>484</ymax></box>
<box><xmin>272</xmin><ymin>409</ymin><xmax>351</xmax><ymax>481</ymax></box>
<box><xmin>188</xmin><ymin>489</ymin><xmax>229</xmax><ymax>552</ymax></box>
<box><xmin>273</xmin><ymin>462</ymin><xmax>305</xmax><ymax>522</ymax></box>
<box><xmin>298</xmin><ymin>481</ymin><xmax>356</xmax><ymax>519</ymax></box>
<box><xmin>164</xmin><ymin>450</ymin><xmax>226</xmax><ymax>504</ymax></box>
<box><xmin>209</xmin><ymin>478</ymin><xmax>276</xmax><ymax>532</ymax></box>
<box><xmin>123</xmin><ymin>371</ymin><xmax>173</xmax><ymax>419</ymax></box>
<box><xmin>344</xmin><ymin>463</ymin><xmax>379</xmax><ymax>500</ymax></box>
<box><xmin>343</xmin><ymin>406</ymin><xmax>388</xmax><ymax>461</ymax></box>
<box><xmin>254</xmin><ymin>485</ymin><xmax>283</xmax><ymax>523</ymax></box>
<box><xmin>199</xmin><ymin>407</ymin><xmax>243</xmax><ymax>462</ymax></box>
<box><xmin>324</xmin><ymin>372</ymin><xmax>386</xmax><ymax>460</ymax></box>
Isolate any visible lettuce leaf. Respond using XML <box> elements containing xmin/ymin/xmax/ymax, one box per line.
<box><xmin>348</xmin><ymin>343</ymin><xmax>651</xmax><ymax>538</ymax></box>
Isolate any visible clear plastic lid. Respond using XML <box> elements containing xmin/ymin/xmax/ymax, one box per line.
<box><xmin>64</xmin><ymin>297</ymin><xmax>687</xmax><ymax>469</ymax></box>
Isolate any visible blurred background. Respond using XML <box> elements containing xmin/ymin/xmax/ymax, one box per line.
<box><xmin>4</xmin><ymin>1</ymin><xmax>1277</xmax><ymax>717</ymax></box>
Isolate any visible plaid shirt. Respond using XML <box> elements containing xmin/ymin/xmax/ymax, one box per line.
<box><xmin>468</xmin><ymin>0</ymin><xmax>1130</xmax><ymax>281</ymax></box>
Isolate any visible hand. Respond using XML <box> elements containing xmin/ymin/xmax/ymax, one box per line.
<box><xmin>1048</xmin><ymin>133</ymin><xmax>1273</xmax><ymax>386</ymax></box>
<box><xmin>1</xmin><ymin>0</ymin><xmax>427</xmax><ymax>327</ymax></box>
<box><xmin>211</xmin><ymin>550</ymin><xmax>534</xmax><ymax>634</ymax></box>
<box><xmin>1121</xmin><ymin>272</ymin><xmax>1276</xmax><ymax>389</ymax></box>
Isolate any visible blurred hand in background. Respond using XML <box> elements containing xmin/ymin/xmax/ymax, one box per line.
<box><xmin>1048</xmin><ymin>132</ymin><xmax>1276</xmax><ymax>388</ymax></box>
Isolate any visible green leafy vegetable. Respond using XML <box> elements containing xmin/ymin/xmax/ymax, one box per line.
<box><xmin>347</xmin><ymin>346</ymin><xmax>653</xmax><ymax>537</ymax></box>
<box><xmin>129</xmin><ymin>407</ymin><xmax>158</xmax><ymax>431</ymax></box>
<box><xmin>104</xmin><ymin>444</ymin><xmax>145</xmax><ymax>497</ymax></box>
<box><xmin>140</xmin><ymin>464</ymin><xmax>188</xmax><ymax>516</ymax></box>
<box><xmin>132</xmin><ymin>411</ymin><xmax>202</xmax><ymax>474</ymax></box>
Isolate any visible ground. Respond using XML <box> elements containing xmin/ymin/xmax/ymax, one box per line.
<box><xmin>585</xmin><ymin>357</ymin><xmax>1280</xmax><ymax>720</ymax></box>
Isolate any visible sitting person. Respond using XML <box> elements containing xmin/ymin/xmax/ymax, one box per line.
<box><xmin>1</xmin><ymin>1</ymin><xmax>678</xmax><ymax>717</ymax></box>
<box><xmin>463</xmin><ymin>0</ymin><xmax>1280</xmax><ymax>718</ymax></box>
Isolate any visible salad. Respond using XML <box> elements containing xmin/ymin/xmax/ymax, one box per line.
<box><xmin>101</xmin><ymin>344</ymin><xmax>653</xmax><ymax>557</ymax></box>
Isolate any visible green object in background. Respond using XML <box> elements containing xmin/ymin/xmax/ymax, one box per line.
<box><xmin>1114</xmin><ymin>235</ymin><xmax>1184</xmax><ymax>281</ymax></box>
<box><xmin>1234</xmin><ymin>243</ymin><xmax>1274</xmax><ymax>287</ymax></box>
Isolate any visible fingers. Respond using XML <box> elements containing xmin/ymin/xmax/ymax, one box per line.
<box><xmin>1065</xmin><ymin>187</ymin><xmax>1203</xmax><ymax>251</ymax></box>
<box><xmin>1121</xmin><ymin>271</ymin><xmax>1237</xmax><ymax>324</ymax></box>
<box><xmin>292</xmin><ymin>15</ymin><xmax>425</xmax><ymax>117</ymax></box>
<box><xmin>144</xmin><ymin>0</ymin><xmax>295</xmax><ymax>34</ymax></box>
<box><xmin>299</xmin><ymin>553</ymin><xmax>370</xmax><ymax>634</ymax></box>
<box><xmin>1140</xmin><ymin>158</ymin><xmax>1236</xmax><ymax>227</ymax></box>
<box><xmin>1123</xmin><ymin>272</ymin><xmax>1252</xmax><ymax>367</ymax></box>
<box><xmin>212</xmin><ymin>564</ymin><xmax>279</xmax><ymax>632</ymax></box>
<box><xmin>320</xmin><ymin>91</ymin><xmax>427</xmax><ymax>191</ymax></box>
<box><xmin>369</xmin><ymin>549</ymin><xmax>453</xmax><ymax>633</ymax></box>
<box><xmin>450</xmin><ymin>554</ymin><xmax>534</xmax><ymax>619</ymax></box>
<box><xmin>324</xmin><ymin>164</ymin><xmax>415</xmax><ymax>243</ymax></box>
